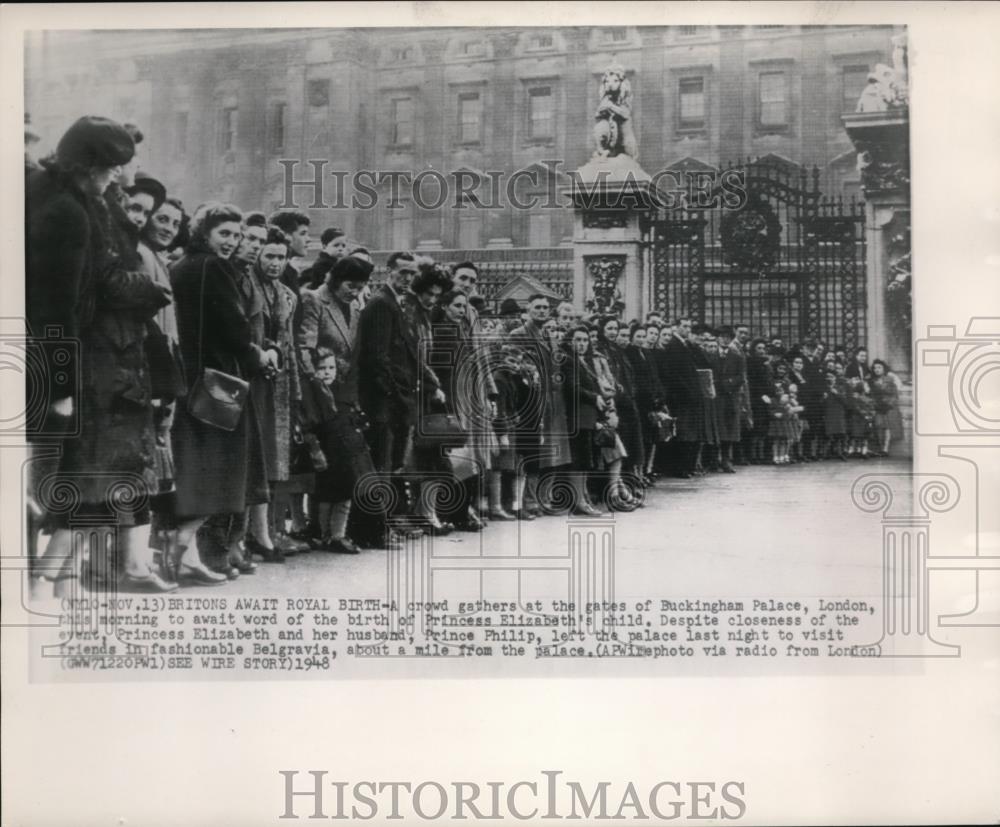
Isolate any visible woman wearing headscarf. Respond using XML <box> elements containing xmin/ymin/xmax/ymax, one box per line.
<box><xmin>169</xmin><ymin>203</ymin><xmax>279</xmax><ymax>584</ymax></box>
<box><xmin>27</xmin><ymin>116</ymin><xmax>173</xmax><ymax>595</ymax></box>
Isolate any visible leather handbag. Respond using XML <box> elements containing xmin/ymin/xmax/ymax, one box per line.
<box><xmin>414</xmin><ymin>411</ymin><xmax>468</xmax><ymax>449</ymax></box>
<box><xmin>187</xmin><ymin>262</ymin><xmax>250</xmax><ymax>431</ymax></box>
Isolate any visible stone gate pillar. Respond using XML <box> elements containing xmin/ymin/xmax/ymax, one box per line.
<box><xmin>842</xmin><ymin>36</ymin><xmax>912</xmax><ymax>381</ymax></box>
<box><xmin>569</xmin><ymin>155</ymin><xmax>658</xmax><ymax>320</ymax></box>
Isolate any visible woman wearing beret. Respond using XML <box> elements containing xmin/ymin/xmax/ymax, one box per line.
<box><xmin>27</xmin><ymin>116</ymin><xmax>173</xmax><ymax>595</ymax></box>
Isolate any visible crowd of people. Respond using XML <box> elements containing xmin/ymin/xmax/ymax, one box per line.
<box><xmin>25</xmin><ymin>115</ymin><xmax>905</xmax><ymax>596</ymax></box>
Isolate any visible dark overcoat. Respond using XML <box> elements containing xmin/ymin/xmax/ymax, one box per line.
<box><xmin>358</xmin><ymin>284</ymin><xmax>420</xmax><ymax>426</ymax></box>
<box><xmin>26</xmin><ymin>167</ymin><xmax>169</xmax><ymax>511</ymax></box>
<box><xmin>169</xmin><ymin>247</ymin><xmax>269</xmax><ymax>517</ymax></box>
<box><xmin>660</xmin><ymin>336</ymin><xmax>701</xmax><ymax>443</ymax></box>
<box><xmin>717</xmin><ymin>342</ymin><xmax>747</xmax><ymax>443</ymax></box>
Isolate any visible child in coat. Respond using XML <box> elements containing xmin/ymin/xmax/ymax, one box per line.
<box><xmin>822</xmin><ymin>367</ymin><xmax>848</xmax><ymax>459</ymax></box>
<box><xmin>845</xmin><ymin>376</ymin><xmax>875</xmax><ymax>458</ymax></box>
<box><xmin>300</xmin><ymin>349</ymin><xmax>375</xmax><ymax>553</ymax></box>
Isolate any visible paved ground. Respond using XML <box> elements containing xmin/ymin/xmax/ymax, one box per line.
<box><xmin>220</xmin><ymin>456</ymin><xmax>911</xmax><ymax>605</ymax></box>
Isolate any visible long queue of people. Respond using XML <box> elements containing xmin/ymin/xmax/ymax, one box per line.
<box><xmin>25</xmin><ymin>116</ymin><xmax>905</xmax><ymax>597</ymax></box>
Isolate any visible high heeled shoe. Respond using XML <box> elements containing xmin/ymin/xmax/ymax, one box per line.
<box><xmin>177</xmin><ymin>561</ymin><xmax>228</xmax><ymax>586</ymax></box>
<box><xmin>228</xmin><ymin>543</ymin><xmax>257</xmax><ymax>574</ymax></box>
<box><xmin>245</xmin><ymin>534</ymin><xmax>285</xmax><ymax>564</ymax></box>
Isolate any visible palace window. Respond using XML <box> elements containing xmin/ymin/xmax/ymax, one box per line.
<box><xmin>528</xmin><ymin>33</ymin><xmax>553</xmax><ymax>50</ymax></box>
<box><xmin>758</xmin><ymin>71</ymin><xmax>788</xmax><ymax>126</ymax></box>
<box><xmin>269</xmin><ymin>102</ymin><xmax>286</xmax><ymax>151</ymax></box>
<box><xmin>458</xmin><ymin>92</ymin><xmax>482</xmax><ymax>144</ymax></box>
<box><xmin>391</xmin><ymin>96</ymin><xmax>415</xmax><ymax>146</ymax></box>
<box><xmin>841</xmin><ymin>64</ymin><xmax>869</xmax><ymax>112</ymax></box>
<box><xmin>219</xmin><ymin>106</ymin><xmax>237</xmax><ymax>152</ymax></box>
<box><xmin>678</xmin><ymin>77</ymin><xmax>706</xmax><ymax>129</ymax></box>
<box><xmin>528</xmin><ymin>86</ymin><xmax>554</xmax><ymax>140</ymax></box>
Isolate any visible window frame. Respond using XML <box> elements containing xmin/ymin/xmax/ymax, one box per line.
<box><xmin>269</xmin><ymin>102</ymin><xmax>287</xmax><ymax>152</ymax></box>
<box><xmin>457</xmin><ymin>91</ymin><xmax>483</xmax><ymax>145</ymax></box>
<box><xmin>390</xmin><ymin>95</ymin><xmax>416</xmax><ymax>148</ymax></box>
<box><xmin>840</xmin><ymin>64</ymin><xmax>871</xmax><ymax>113</ymax></box>
<box><xmin>527</xmin><ymin>85</ymin><xmax>555</xmax><ymax>142</ymax></box>
<box><xmin>219</xmin><ymin>105</ymin><xmax>238</xmax><ymax>153</ymax></box>
<box><xmin>756</xmin><ymin>69</ymin><xmax>790</xmax><ymax>131</ymax></box>
<box><xmin>677</xmin><ymin>75</ymin><xmax>707</xmax><ymax>131</ymax></box>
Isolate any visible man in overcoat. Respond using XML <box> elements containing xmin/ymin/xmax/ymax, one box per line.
<box><xmin>661</xmin><ymin>317</ymin><xmax>701</xmax><ymax>478</ymax></box>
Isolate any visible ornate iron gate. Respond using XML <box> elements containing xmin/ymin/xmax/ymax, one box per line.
<box><xmin>644</xmin><ymin>156</ymin><xmax>867</xmax><ymax>350</ymax></box>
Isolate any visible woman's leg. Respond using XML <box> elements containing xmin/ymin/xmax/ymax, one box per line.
<box><xmin>488</xmin><ymin>470</ymin><xmax>514</xmax><ymax>520</ymax></box>
<box><xmin>176</xmin><ymin>517</ymin><xmax>207</xmax><ymax>565</ymax></box>
<box><xmin>248</xmin><ymin>502</ymin><xmax>275</xmax><ymax>548</ymax></box>
<box><xmin>121</xmin><ymin>523</ymin><xmax>176</xmax><ymax>590</ymax></box>
<box><xmin>328</xmin><ymin>501</ymin><xmax>352</xmax><ymax>541</ymax></box>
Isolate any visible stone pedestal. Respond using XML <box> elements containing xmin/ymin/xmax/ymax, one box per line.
<box><xmin>569</xmin><ymin>154</ymin><xmax>660</xmax><ymax>319</ymax></box>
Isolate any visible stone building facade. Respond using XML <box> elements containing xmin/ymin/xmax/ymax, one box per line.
<box><xmin>26</xmin><ymin>25</ymin><xmax>901</xmax><ymax>250</ymax></box>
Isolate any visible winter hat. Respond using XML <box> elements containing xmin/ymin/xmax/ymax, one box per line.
<box><xmin>56</xmin><ymin>116</ymin><xmax>135</xmax><ymax>169</ymax></box>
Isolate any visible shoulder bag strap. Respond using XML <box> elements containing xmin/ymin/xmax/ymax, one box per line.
<box><xmin>195</xmin><ymin>258</ymin><xmax>208</xmax><ymax>379</ymax></box>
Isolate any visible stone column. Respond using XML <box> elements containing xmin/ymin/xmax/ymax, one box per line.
<box><xmin>570</xmin><ymin>154</ymin><xmax>658</xmax><ymax>319</ymax></box>
<box><xmin>852</xmin><ymin>473</ymin><xmax>961</xmax><ymax>657</ymax></box>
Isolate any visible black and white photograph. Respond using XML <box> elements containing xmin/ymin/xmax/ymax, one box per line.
<box><xmin>2</xmin><ymin>3</ymin><xmax>998</xmax><ymax>825</ymax></box>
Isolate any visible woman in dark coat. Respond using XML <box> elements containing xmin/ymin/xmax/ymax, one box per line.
<box><xmin>27</xmin><ymin>116</ymin><xmax>173</xmax><ymax>595</ymax></box>
<box><xmin>746</xmin><ymin>338</ymin><xmax>774</xmax><ymax>464</ymax></box>
<box><xmin>563</xmin><ymin>326</ymin><xmax>604</xmax><ymax>516</ymax></box>
<box><xmin>595</xmin><ymin>316</ymin><xmax>645</xmax><ymax>482</ymax></box>
<box><xmin>625</xmin><ymin>324</ymin><xmax>663</xmax><ymax>482</ymax></box>
<box><xmin>169</xmin><ymin>203</ymin><xmax>278</xmax><ymax>584</ymax></box>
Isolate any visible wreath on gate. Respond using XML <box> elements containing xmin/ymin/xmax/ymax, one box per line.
<box><xmin>720</xmin><ymin>193</ymin><xmax>782</xmax><ymax>276</ymax></box>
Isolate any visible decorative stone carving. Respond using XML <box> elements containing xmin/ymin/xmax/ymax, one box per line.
<box><xmin>856</xmin><ymin>36</ymin><xmax>908</xmax><ymax>112</ymax></box>
<box><xmin>585</xmin><ymin>255</ymin><xmax>626</xmax><ymax>315</ymax></box>
<box><xmin>843</xmin><ymin>109</ymin><xmax>910</xmax><ymax>198</ymax></box>
<box><xmin>583</xmin><ymin>211</ymin><xmax>629</xmax><ymax>230</ymax></box>
<box><xmin>593</xmin><ymin>60</ymin><xmax>637</xmax><ymax>160</ymax></box>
